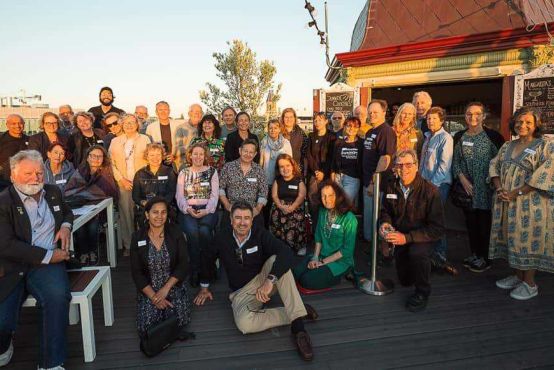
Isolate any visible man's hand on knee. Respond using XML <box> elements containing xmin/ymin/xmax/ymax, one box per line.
<box><xmin>256</xmin><ymin>279</ymin><xmax>273</xmax><ymax>303</ymax></box>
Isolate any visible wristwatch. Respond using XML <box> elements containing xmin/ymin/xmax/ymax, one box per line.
<box><xmin>267</xmin><ymin>274</ymin><xmax>278</xmax><ymax>284</ymax></box>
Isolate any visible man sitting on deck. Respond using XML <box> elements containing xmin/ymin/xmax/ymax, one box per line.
<box><xmin>194</xmin><ymin>201</ymin><xmax>317</xmax><ymax>361</ymax></box>
<box><xmin>0</xmin><ymin>150</ymin><xmax>73</xmax><ymax>370</ymax></box>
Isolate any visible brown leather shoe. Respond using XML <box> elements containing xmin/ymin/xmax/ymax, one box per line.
<box><xmin>293</xmin><ymin>331</ymin><xmax>313</xmax><ymax>361</ymax></box>
<box><xmin>304</xmin><ymin>304</ymin><xmax>319</xmax><ymax>321</ymax></box>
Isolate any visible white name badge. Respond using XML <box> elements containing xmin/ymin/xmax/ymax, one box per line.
<box><xmin>331</xmin><ymin>224</ymin><xmax>341</xmax><ymax>229</ymax></box>
<box><xmin>246</xmin><ymin>246</ymin><xmax>258</xmax><ymax>254</ymax></box>
<box><xmin>247</xmin><ymin>178</ymin><xmax>257</xmax><ymax>183</ymax></box>
<box><xmin>410</xmin><ymin>138</ymin><xmax>418</xmax><ymax>142</ymax></box>
<box><xmin>97</xmin><ymin>140</ymin><xmax>104</xmax><ymax>144</ymax></box>
<box><xmin>210</xmin><ymin>148</ymin><xmax>218</xmax><ymax>152</ymax></box>
<box><xmin>25</xmin><ymin>142</ymin><xmax>29</xmax><ymax>146</ymax></box>
<box><xmin>53</xmin><ymin>205</ymin><xmax>60</xmax><ymax>212</ymax></box>
<box><xmin>386</xmin><ymin>194</ymin><xmax>398</xmax><ymax>199</ymax></box>
<box><xmin>288</xmin><ymin>185</ymin><xmax>298</xmax><ymax>190</ymax></box>
<box><xmin>462</xmin><ymin>141</ymin><xmax>474</xmax><ymax>147</ymax></box>
<box><xmin>524</xmin><ymin>148</ymin><xmax>536</xmax><ymax>155</ymax></box>
<box><xmin>138</xmin><ymin>240</ymin><xmax>147</xmax><ymax>247</ymax></box>
<box><xmin>55</xmin><ymin>179</ymin><xmax>67</xmax><ymax>185</ymax></box>
<box><xmin>158</xmin><ymin>176</ymin><xmax>168</xmax><ymax>180</ymax></box>
<box><xmin>200</xmin><ymin>182</ymin><xmax>210</xmax><ymax>186</ymax></box>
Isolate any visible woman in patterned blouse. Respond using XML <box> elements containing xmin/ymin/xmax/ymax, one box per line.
<box><xmin>189</xmin><ymin>114</ymin><xmax>226</xmax><ymax>172</ymax></box>
<box><xmin>176</xmin><ymin>143</ymin><xmax>219</xmax><ymax>286</ymax></box>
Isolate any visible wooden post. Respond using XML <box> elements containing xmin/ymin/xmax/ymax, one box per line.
<box><xmin>313</xmin><ymin>89</ymin><xmax>321</xmax><ymax>113</ymax></box>
<box><xmin>500</xmin><ymin>76</ymin><xmax>514</xmax><ymax>140</ymax></box>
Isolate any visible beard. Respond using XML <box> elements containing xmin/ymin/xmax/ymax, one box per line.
<box><xmin>15</xmin><ymin>182</ymin><xmax>44</xmax><ymax>196</ymax></box>
<box><xmin>100</xmin><ymin>97</ymin><xmax>113</xmax><ymax>106</ymax></box>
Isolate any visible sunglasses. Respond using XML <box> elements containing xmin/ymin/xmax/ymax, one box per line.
<box><xmin>235</xmin><ymin>247</ymin><xmax>243</xmax><ymax>265</ymax></box>
<box><xmin>105</xmin><ymin>122</ymin><xmax>118</xmax><ymax>128</ymax></box>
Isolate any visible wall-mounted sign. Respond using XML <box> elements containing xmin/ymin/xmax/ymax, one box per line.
<box><xmin>514</xmin><ymin>64</ymin><xmax>554</xmax><ymax>135</ymax></box>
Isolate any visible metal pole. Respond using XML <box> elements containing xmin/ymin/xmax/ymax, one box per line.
<box><xmin>360</xmin><ymin>172</ymin><xmax>394</xmax><ymax>296</ymax></box>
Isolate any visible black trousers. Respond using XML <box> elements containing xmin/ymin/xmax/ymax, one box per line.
<box><xmin>462</xmin><ymin>208</ymin><xmax>492</xmax><ymax>261</ymax></box>
<box><xmin>394</xmin><ymin>242</ymin><xmax>434</xmax><ymax>297</ymax></box>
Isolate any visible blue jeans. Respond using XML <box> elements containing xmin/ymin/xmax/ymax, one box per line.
<box><xmin>179</xmin><ymin>209</ymin><xmax>217</xmax><ymax>275</ymax></box>
<box><xmin>0</xmin><ymin>263</ymin><xmax>71</xmax><ymax>368</ymax></box>
<box><xmin>434</xmin><ymin>183</ymin><xmax>451</xmax><ymax>260</ymax></box>
<box><xmin>338</xmin><ymin>174</ymin><xmax>360</xmax><ymax>207</ymax></box>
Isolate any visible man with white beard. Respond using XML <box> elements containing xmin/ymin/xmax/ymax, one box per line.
<box><xmin>0</xmin><ymin>150</ymin><xmax>73</xmax><ymax>370</ymax></box>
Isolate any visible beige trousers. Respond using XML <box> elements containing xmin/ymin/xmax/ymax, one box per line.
<box><xmin>229</xmin><ymin>255</ymin><xmax>308</xmax><ymax>334</ymax></box>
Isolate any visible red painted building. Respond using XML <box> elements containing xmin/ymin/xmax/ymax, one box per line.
<box><xmin>325</xmin><ymin>0</ymin><xmax>554</xmax><ymax>137</ymax></box>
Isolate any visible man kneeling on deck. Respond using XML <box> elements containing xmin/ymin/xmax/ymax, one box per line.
<box><xmin>379</xmin><ymin>149</ymin><xmax>445</xmax><ymax>312</ymax></box>
<box><xmin>194</xmin><ymin>200</ymin><xmax>317</xmax><ymax>361</ymax></box>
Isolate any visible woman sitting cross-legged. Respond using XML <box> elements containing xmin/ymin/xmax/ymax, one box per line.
<box><xmin>269</xmin><ymin>153</ymin><xmax>308</xmax><ymax>256</ymax></box>
<box><xmin>131</xmin><ymin>197</ymin><xmax>193</xmax><ymax>342</ymax></box>
<box><xmin>293</xmin><ymin>180</ymin><xmax>358</xmax><ymax>289</ymax></box>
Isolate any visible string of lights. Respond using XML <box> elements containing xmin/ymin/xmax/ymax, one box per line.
<box><xmin>304</xmin><ymin>0</ymin><xmax>342</xmax><ymax>70</ymax></box>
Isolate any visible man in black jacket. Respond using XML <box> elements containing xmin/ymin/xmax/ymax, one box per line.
<box><xmin>379</xmin><ymin>149</ymin><xmax>445</xmax><ymax>312</ymax></box>
<box><xmin>0</xmin><ymin>114</ymin><xmax>29</xmax><ymax>192</ymax></box>
<box><xmin>87</xmin><ymin>86</ymin><xmax>125</xmax><ymax>129</ymax></box>
<box><xmin>0</xmin><ymin>150</ymin><xmax>73</xmax><ymax>369</ymax></box>
<box><xmin>194</xmin><ymin>201</ymin><xmax>317</xmax><ymax>361</ymax></box>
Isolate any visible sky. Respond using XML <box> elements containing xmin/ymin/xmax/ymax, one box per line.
<box><xmin>0</xmin><ymin>0</ymin><xmax>367</xmax><ymax>117</ymax></box>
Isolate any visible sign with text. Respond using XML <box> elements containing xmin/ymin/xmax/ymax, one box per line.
<box><xmin>514</xmin><ymin>64</ymin><xmax>554</xmax><ymax>135</ymax></box>
<box><xmin>325</xmin><ymin>91</ymin><xmax>355</xmax><ymax>115</ymax></box>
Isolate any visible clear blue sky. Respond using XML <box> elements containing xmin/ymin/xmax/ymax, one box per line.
<box><xmin>0</xmin><ymin>0</ymin><xmax>366</xmax><ymax>116</ymax></box>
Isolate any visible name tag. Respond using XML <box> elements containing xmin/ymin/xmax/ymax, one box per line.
<box><xmin>410</xmin><ymin>138</ymin><xmax>418</xmax><ymax>142</ymax></box>
<box><xmin>53</xmin><ymin>205</ymin><xmax>60</xmax><ymax>212</ymax></box>
<box><xmin>200</xmin><ymin>182</ymin><xmax>210</xmax><ymax>186</ymax></box>
<box><xmin>386</xmin><ymin>194</ymin><xmax>398</xmax><ymax>199</ymax></box>
<box><xmin>138</xmin><ymin>240</ymin><xmax>147</xmax><ymax>247</ymax></box>
<box><xmin>315</xmin><ymin>140</ymin><xmax>319</xmax><ymax>144</ymax></box>
<box><xmin>331</xmin><ymin>224</ymin><xmax>341</xmax><ymax>229</ymax></box>
<box><xmin>55</xmin><ymin>179</ymin><xmax>67</xmax><ymax>185</ymax></box>
<box><xmin>210</xmin><ymin>148</ymin><xmax>218</xmax><ymax>152</ymax></box>
<box><xmin>288</xmin><ymin>185</ymin><xmax>298</xmax><ymax>190</ymax></box>
<box><xmin>97</xmin><ymin>140</ymin><xmax>104</xmax><ymax>144</ymax></box>
<box><xmin>25</xmin><ymin>141</ymin><xmax>29</xmax><ymax>146</ymax></box>
<box><xmin>246</xmin><ymin>246</ymin><xmax>258</xmax><ymax>254</ymax></box>
<box><xmin>371</xmin><ymin>134</ymin><xmax>377</xmax><ymax>138</ymax></box>
<box><xmin>524</xmin><ymin>148</ymin><xmax>536</xmax><ymax>155</ymax></box>
<box><xmin>247</xmin><ymin>178</ymin><xmax>257</xmax><ymax>183</ymax></box>
<box><xmin>158</xmin><ymin>175</ymin><xmax>168</xmax><ymax>180</ymax></box>
<box><xmin>462</xmin><ymin>141</ymin><xmax>474</xmax><ymax>147</ymax></box>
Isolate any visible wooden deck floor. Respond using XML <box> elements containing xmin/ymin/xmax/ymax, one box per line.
<box><xmin>6</xmin><ymin>231</ymin><xmax>554</xmax><ymax>370</ymax></box>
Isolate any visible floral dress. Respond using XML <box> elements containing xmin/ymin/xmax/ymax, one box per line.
<box><xmin>190</xmin><ymin>136</ymin><xmax>225</xmax><ymax>172</ymax></box>
<box><xmin>269</xmin><ymin>177</ymin><xmax>308</xmax><ymax>252</ymax></box>
<box><xmin>136</xmin><ymin>240</ymin><xmax>191</xmax><ymax>334</ymax></box>
<box><xmin>488</xmin><ymin>138</ymin><xmax>554</xmax><ymax>272</ymax></box>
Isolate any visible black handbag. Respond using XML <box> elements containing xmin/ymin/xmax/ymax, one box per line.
<box><xmin>139</xmin><ymin>314</ymin><xmax>179</xmax><ymax>357</ymax></box>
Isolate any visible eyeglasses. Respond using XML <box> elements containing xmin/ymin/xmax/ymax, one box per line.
<box><xmin>105</xmin><ymin>122</ymin><xmax>119</xmax><ymax>128</ymax></box>
<box><xmin>344</xmin><ymin>124</ymin><xmax>359</xmax><ymax>129</ymax></box>
<box><xmin>465</xmin><ymin>113</ymin><xmax>483</xmax><ymax>117</ymax></box>
<box><xmin>43</xmin><ymin>121</ymin><xmax>58</xmax><ymax>126</ymax></box>
<box><xmin>394</xmin><ymin>162</ymin><xmax>416</xmax><ymax>169</ymax></box>
<box><xmin>331</xmin><ymin>117</ymin><xmax>343</xmax><ymax>121</ymax></box>
<box><xmin>88</xmin><ymin>154</ymin><xmax>103</xmax><ymax>160</ymax></box>
<box><xmin>235</xmin><ymin>248</ymin><xmax>243</xmax><ymax>265</ymax></box>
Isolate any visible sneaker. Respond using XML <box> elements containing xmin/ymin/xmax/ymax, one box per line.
<box><xmin>462</xmin><ymin>254</ymin><xmax>477</xmax><ymax>268</ymax></box>
<box><xmin>510</xmin><ymin>281</ymin><xmax>538</xmax><ymax>300</ymax></box>
<box><xmin>38</xmin><ymin>366</ymin><xmax>65</xmax><ymax>370</ymax></box>
<box><xmin>79</xmin><ymin>253</ymin><xmax>89</xmax><ymax>266</ymax></box>
<box><xmin>496</xmin><ymin>275</ymin><xmax>522</xmax><ymax>290</ymax></box>
<box><xmin>468</xmin><ymin>257</ymin><xmax>491</xmax><ymax>273</ymax></box>
<box><xmin>297</xmin><ymin>247</ymin><xmax>307</xmax><ymax>256</ymax></box>
<box><xmin>406</xmin><ymin>293</ymin><xmax>428</xmax><ymax>312</ymax></box>
<box><xmin>88</xmin><ymin>252</ymin><xmax>98</xmax><ymax>265</ymax></box>
<box><xmin>0</xmin><ymin>339</ymin><xmax>13</xmax><ymax>367</ymax></box>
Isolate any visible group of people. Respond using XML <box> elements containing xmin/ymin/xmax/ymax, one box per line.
<box><xmin>0</xmin><ymin>86</ymin><xmax>552</xmax><ymax>369</ymax></box>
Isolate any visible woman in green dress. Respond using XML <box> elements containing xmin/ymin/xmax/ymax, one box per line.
<box><xmin>293</xmin><ymin>180</ymin><xmax>358</xmax><ymax>289</ymax></box>
<box><xmin>489</xmin><ymin>107</ymin><xmax>554</xmax><ymax>300</ymax></box>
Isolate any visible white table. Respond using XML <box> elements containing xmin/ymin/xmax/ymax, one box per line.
<box><xmin>23</xmin><ymin>266</ymin><xmax>114</xmax><ymax>363</ymax></box>
<box><xmin>71</xmin><ymin>198</ymin><xmax>118</xmax><ymax>268</ymax></box>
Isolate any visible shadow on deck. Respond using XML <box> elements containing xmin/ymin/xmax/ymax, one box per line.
<box><xmin>6</xmin><ymin>230</ymin><xmax>554</xmax><ymax>370</ymax></box>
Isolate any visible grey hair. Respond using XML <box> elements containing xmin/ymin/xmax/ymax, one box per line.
<box><xmin>10</xmin><ymin>150</ymin><xmax>44</xmax><ymax>173</ymax></box>
<box><xmin>394</xmin><ymin>149</ymin><xmax>419</xmax><ymax>167</ymax></box>
<box><xmin>412</xmin><ymin>91</ymin><xmax>432</xmax><ymax>105</ymax></box>
<box><xmin>118</xmin><ymin>113</ymin><xmax>140</xmax><ymax>130</ymax></box>
<box><xmin>73</xmin><ymin>111</ymin><xmax>95</xmax><ymax>126</ymax></box>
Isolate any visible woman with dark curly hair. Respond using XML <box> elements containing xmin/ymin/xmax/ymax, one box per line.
<box><xmin>189</xmin><ymin>114</ymin><xmax>226</xmax><ymax>171</ymax></box>
<box><xmin>293</xmin><ymin>180</ymin><xmax>358</xmax><ymax>289</ymax></box>
<box><xmin>269</xmin><ymin>153</ymin><xmax>308</xmax><ymax>255</ymax></box>
<box><xmin>489</xmin><ymin>106</ymin><xmax>553</xmax><ymax>300</ymax></box>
